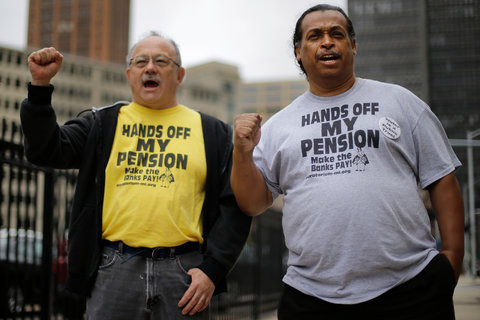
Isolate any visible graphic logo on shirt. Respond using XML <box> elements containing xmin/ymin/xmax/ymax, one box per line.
<box><xmin>159</xmin><ymin>168</ymin><xmax>175</xmax><ymax>188</ymax></box>
<box><xmin>302</xmin><ymin>102</ymin><xmax>387</xmax><ymax>180</ymax></box>
<box><xmin>353</xmin><ymin>148</ymin><xmax>369</xmax><ymax>171</ymax></box>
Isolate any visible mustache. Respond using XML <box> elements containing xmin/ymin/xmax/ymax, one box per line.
<box><xmin>316</xmin><ymin>50</ymin><xmax>342</xmax><ymax>60</ymax></box>
<box><xmin>141</xmin><ymin>75</ymin><xmax>162</xmax><ymax>84</ymax></box>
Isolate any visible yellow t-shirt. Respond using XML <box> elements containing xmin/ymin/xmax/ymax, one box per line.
<box><xmin>102</xmin><ymin>102</ymin><xmax>206</xmax><ymax>247</ymax></box>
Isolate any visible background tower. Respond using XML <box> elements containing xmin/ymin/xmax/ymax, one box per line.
<box><xmin>27</xmin><ymin>0</ymin><xmax>130</xmax><ymax>64</ymax></box>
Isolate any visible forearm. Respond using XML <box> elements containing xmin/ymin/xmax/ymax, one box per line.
<box><xmin>428</xmin><ymin>172</ymin><xmax>464</xmax><ymax>280</ymax></box>
<box><xmin>21</xmin><ymin>84</ymin><xmax>90</xmax><ymax>168</ymax></box>
<box><xmin>231</xmin><ymin>149</ymin><xmax>272</xmax><ymax>216</ymax></box>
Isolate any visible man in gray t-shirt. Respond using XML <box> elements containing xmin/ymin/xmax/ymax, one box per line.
<box><xmin>231</xmin><ymin>4</ymin><xmax>464</xmax><ymax>320</ymax></box>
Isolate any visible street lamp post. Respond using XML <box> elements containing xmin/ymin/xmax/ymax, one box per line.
<box><xmin>467</xmin><ymin>128</ymin><xmax>480</xmax><ymax>277</ymax></box>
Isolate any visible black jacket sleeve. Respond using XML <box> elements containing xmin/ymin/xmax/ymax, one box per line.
<box><xmin>20</xmin><ymin>83</ymin><xmax>93</xmax><ymax>169</ymax></box>
<box><xmin>197</xmin><ymin>114</ymin><xmax>252</xmax><ymax>292</ymax></box>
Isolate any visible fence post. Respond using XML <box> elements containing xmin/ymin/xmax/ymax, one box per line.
<box><xmin>41</xmin><ymin>169</ymin><xmax>54</xmax><ymax>320</ymax></box>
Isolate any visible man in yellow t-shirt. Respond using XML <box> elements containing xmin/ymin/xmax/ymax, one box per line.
<box><xmin>21</xmin><ymin>31</ymin><xmax>251</xmax><ymax>319</ymax></box>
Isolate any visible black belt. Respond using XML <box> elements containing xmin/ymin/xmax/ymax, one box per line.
<box><xmin>103</xmin><ymin>240</ymin><xmax>200</xmax><ymax>259</ymax></box>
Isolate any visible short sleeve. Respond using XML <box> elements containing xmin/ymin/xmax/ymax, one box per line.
<box><xmin>413</xmin><ymin>108</ymin><xmax>461</xmax><ymax>189</ymax></box>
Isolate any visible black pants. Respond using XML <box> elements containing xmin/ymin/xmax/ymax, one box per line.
<box><xmin>278</xmin><ymin>254</ymin><xmax>456</xmax><ymax>320</ymax></box>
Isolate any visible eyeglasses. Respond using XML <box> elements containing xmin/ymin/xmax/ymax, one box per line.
<box><xmin>129</xmin><ymin>54</ymin><xmax>180</xmax><ymax>68</ymax></box>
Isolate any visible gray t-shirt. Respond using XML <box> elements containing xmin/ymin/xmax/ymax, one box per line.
<box><xmin>253</xmin><ymin>78</ymin><xmax>461</xmax><ymax>304</ymax></box>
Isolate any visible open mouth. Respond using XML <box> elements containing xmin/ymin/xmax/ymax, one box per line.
<box><xmin>141</xmin><ymin>75</ymin><xmax>162</xmax><ymax>89</ymax></box>
<box><xmin>317</xmin><ymin>51</ymin><xmax>342</xmax><ymax>63</ymax></box>
<box><xmin>143</xmin><ymin>80</ymin><xmax>159</xmax><ymax>88</ymax></box>
<box><xmin>319</xmin><ymin>54</ymin><xmax>339</xmax><ymax>61</ymax></box>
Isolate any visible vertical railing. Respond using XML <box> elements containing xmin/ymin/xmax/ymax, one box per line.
<box><xmin>1</xmin><ymin>119</ymin><xmax>49</xmax><ymax>319</ymax></box>
<box><xmin>41</xmin><ymin>169</ymin><xmax>54</xmax><ymax>320</ymax></box>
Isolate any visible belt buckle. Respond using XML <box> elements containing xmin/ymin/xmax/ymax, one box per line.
<box><xmin>151</xmin><ymin>247</ymin><xmax>175</xmax><ymax>259</ymax></box>
<box><xmin>152</xmin><ymin>247</ymin><xmax>161</xmax><ymax>259</ymax></box>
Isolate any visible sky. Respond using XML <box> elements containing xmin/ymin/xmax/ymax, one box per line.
<box><xmin>0</xmin><ymin>0</ymin><xmax>346</xmax><ymax>82</ymax></box>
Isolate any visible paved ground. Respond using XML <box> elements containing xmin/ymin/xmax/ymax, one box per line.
<box><xmin>453</xmin><ymin>275</ymin><xmax>480</xmax><ymax>320</ymax></box>
<box><xmin>260</xmin><ymin>310</ymin><xmax>277</xmax><ymax>320</ymax></box>
<box><xmin>261</xmin><ymin>275</ymin><xmax>480</xmax><ymax>320</ymax></box>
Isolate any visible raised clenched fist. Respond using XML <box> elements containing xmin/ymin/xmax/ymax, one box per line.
<box><xmin>233</xmin><ymin>113</ymin><xmax>263</xmax><ymax>155</ymax></box>
<box><xmin>27</xmin><ymin>47</ymin><xmax>64</xmax><ymax>86</ymax></box>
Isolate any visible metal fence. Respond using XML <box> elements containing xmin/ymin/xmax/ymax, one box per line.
<box><xmin>0</xmin><ymin>118</ymin><xmax>286</xmax><ymax>319</ymax></box>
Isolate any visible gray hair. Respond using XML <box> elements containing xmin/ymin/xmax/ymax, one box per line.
<box><xmin>126</xmin><ymin>31</ymin><xmax>182</xmax><ymax>67</ymax></box>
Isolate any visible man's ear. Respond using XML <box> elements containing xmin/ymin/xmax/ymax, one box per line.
<box><xmin>126</xmin><ymin>67</ymin><xmax>131</xmax><ymax>82</ymax></box>
<box><xmin>352</xmin><ymin>39</ymin><xmax>357</xmax><ymax>56</ymax></box>
<box><xmin>295</xmin><ymin>46</ymin><xmax>302</xmax><ymax>63</ymax></box>
<box><xmin>177</xmin><ymin>67</ymin><xmax>186</xmax><ymax>84</ymax></box>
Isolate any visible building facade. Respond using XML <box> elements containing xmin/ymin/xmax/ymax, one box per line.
<box><xmin>0</xmin><ymin>46</ymin><xmax>131</xmax><ymax>139</ymax></box>
<box><xmin>350</xmin><ymin>0</ymin><xmax>430</xmax><ymax>100</ymax></box>
<box><xmin>426</xmin><ymin>0</ymin><xmax>480</xmax><ymax>136</ymax></box>
<box><xmin>179</xmin><ymin>62</ymin><xmax>241</xmax><ymax>124</ymax></box>
<box><xmin>237</xmin><ymin>80</ymin><xmax>308</xmax><ymax>121</ymax></box>
<box><xmin>27</xmin><ymin>0</ymin><xmax>130</xmax><ymax>64</ymax></box>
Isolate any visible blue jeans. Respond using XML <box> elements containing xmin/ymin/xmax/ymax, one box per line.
<box><xmin>86</xmin><ymin>246</ymin><xmax>210</xmax><ymax>319</ymax></box>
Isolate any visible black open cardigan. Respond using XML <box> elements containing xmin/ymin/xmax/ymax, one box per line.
<box><xmin>20</xmin><ymin>84</ymin><xmax>252</xmax><ymax>296</ymax></box>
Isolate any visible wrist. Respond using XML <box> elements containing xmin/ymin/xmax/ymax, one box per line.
<box><xmin>31</xmin><ymin>79</ymin><xmax>51</xmax><ymax>87</ymax></box>
<box><xmin>233</xmin><ymin>147</ymin><xmax>254</xmax><ymax>163</ymax></box>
